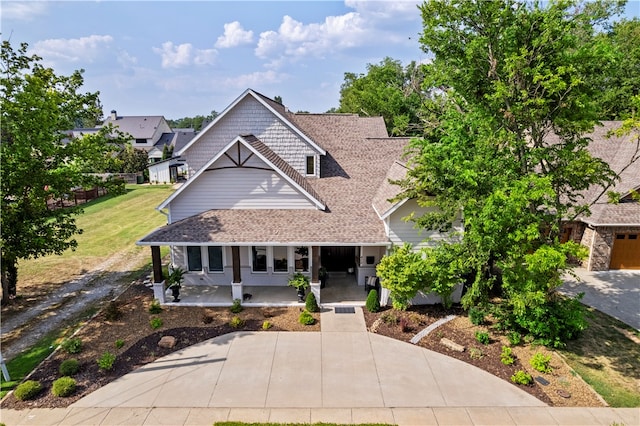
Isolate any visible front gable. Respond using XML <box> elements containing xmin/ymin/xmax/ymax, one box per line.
<box><xmin>162</xmin><ymin>135</ymin><xmax>325</xmax><ymax>223</ymax></box>
<box><xmin>178</xmin><ymin>89</ymin><xmax>325</xmax><ymax>177</ymax></box>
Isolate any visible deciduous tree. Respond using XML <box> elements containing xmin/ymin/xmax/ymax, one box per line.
<box><xmin>338</xmin><ymin>57</ymin><xmax>426</xmax><ymax>136</ymax></box>
<box><xmin>390</xmin><ymin>0</ymin><xmax>626</xmax><ymax>346</ymax></box>
<box><xmin>0</xmin><ymin>40</ymin><xmax>121</xmax><ymax>303</ymax></box>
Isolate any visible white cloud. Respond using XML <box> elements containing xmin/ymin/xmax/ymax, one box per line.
<box><xmin>31</xmin><ymin>35</ymin><xmax>114</xmax><ymax>62</ymax></box>
<box><xmin>1</xmin><ymin>1</ymin><xmax>48</xmax><ymax>21</ymax></box>
<box><xmin>224</xmin><ymin>70</ymin><xmax>283</xmax><ymax>89</ymax></box>
<box><xmin>117</xmin><ymin>50</ymin><xmax>138</xmax><ymax>68</ymax></box>
<box><xmin>255</xmin><ymin>13</ymin><xmax>367</xmax><ymax>63</ymax></box>
<box><xmin>152</xmin><ymin>41</ymin><xmax>217</xmax><ymax>69</ymax></box>
<box><xmin>215</xmin><ymin>21</ymin><xmax>254</xmax><ymax>48</ymax></box>
<box><xmin>344</xmin><ymin>0</ymin><xmax>421</xmax><ymax>21</ymax></box>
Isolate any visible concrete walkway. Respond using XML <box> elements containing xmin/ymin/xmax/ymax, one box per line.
<box><xmin>2</xmin><ymin>308</ymin><xmax>638</xmax><ymax>425</ymax></box>
<box><xmin>560</xmin><ymin>268</ymin><xmax>640</xmax><ymax>330</ymax></box>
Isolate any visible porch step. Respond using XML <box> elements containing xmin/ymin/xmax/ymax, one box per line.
<box><xmin>320</xmin><ymin>306</ymin><xmax>367</xmax><ymax>332</ymax></box>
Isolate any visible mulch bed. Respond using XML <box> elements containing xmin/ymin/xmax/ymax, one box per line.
<box><xmin>365</xmin><ymin>306</ymin><xmax>560</xmax><ymax>406</ymax></box>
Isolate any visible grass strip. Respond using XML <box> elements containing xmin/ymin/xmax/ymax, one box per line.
<box><xmin>0</xmin><ymin>333</ymin><xmax>58</xmax><ymax>398</ymax></box>
<box><xmin>561</xmin><ymin>308</ymin><xmax>640</xmax><ymax>407</ymax></box>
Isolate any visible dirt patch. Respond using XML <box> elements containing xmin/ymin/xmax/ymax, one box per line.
<box><xmin>1</xmin><ymin>250</ymin><xmax>150</xmax><ymax>360</ymax></box>
<box><xmin>1</xmin><ymin>283</ymin><xmax>319</xmax><ymax>410</ymax></box>
<box><xmin>363</xmin><ymin>306</ymin><xmax>606</xmax><ymax>407</ymax></box>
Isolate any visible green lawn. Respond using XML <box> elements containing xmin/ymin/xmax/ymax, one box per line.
<box><xmin>561</xmin><ymin>308</ymin><xmax>640</xmax><ymax>407</ymax></box>
<box><xmin>18</xmin><ymin>184</ymin><xmax>174</xmax><ymax>288</ymax></box>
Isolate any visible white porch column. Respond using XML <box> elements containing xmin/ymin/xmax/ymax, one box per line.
<box><xmin>310</xmin><ymin>281</ymin><xmax>321</xmax><ymax>305</ymax></box>
<box><xmin>153</xmin><ymin>280</ymin><xmax>166</xmax><ymax>303</ymax></box>
<box><xmin>231</xmin><ymin>281</ymin><xmax>243</xmax><ymax>302</ymax></box>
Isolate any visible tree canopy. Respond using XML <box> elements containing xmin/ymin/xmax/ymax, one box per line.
<box><xmin>0</xmin><ymin>40</ymin><xmax>124</xmax><ymax>302</ymax></box>
<box><xmin>381</xmin><ymin>0</ymin><xmax>629</xmax><ymax>347</ymax></box>
<box><xmin>591</xmin><ymin>18</ymin><xmax>640</xmax><ymax>119</ymax></box>
<box><xmin>167</xmin><ymin>111</ymin><xmax>218</xmax><ymax>131</ymax></box>
<box><xmin>337</xmin><ymin>57</ymin><xmax>426</xmax><ymax>136</ymax></box>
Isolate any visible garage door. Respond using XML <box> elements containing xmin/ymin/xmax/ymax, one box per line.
<box><xmin>609</xmin><ymin>233</ymin><xmax>640</xmax><ymax>269</ymax></box>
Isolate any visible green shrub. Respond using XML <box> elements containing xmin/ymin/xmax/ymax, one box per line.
<box><xmin>365</xmin><ymin>289</ymin><xmax>380</xmax><ymax>313</ymax></box>
<box><xmin>474</xmin><ymin>330</ymin><xmax>490</xmax><ymax>345</ymax></box>
<box><xmin>114</xmin><ymin>339</ymin><xmax>125</xmax><ymax>349</ymax></box>
<box><xmin>59</xmin><ymin>359</ymin><xmax>80</xmax><ymax>376</ymax></box>
<box><xmin>51</xmin><ymin>377</ymin><xmax>76</xmax><ymax>397</ymax></box>
<box><xmin>469</xmin><ymin>347</ymin><xmax>483</xmax><ymax>360</ymax></box>
<box><xmin>61</xmin><ymin>338</ymin><xmax>82</xmax><ymax>354</ymax></box>
<box><xmin>511</xmin><ymin>370</ymin><xmax>533</xmax><ymax>385</ymax></box>
<box><xmin>13</xmin><ymin>380</ymin><xmax>42</xmax><ymax>401</ymax></box>
<box><xmin>381</xmin><ymin>310</ymin><xmax>398</xmax><ymax>325</ymax></box>
<box><xmin>148</xmin><ymin>299</ymin><xmax>162</xmax><ymax>314</ymax></box>
<box><xmin>507</xmin><ymin>330</ymin><xmax>522</xmax><ymax>346</ymax></box>
<box><xmin>468</xmin><ymin>306</ymin><xmax>486</xmax><ymax>325</ymax></box>
<box><xmin>230</xmin><ymin>316</ymin><xmax>244</xmax><ymax>328</ymax></box>
<box><xmin>97</xmin><ymin>352</ymin><xmax>116</xmax><ymax>371</ymax></box>
<box><xmin>103</xmin><ymin>301</ymin><xmax>123</xmax><ymax>321</ymax></box>
<box><xmin>495</xmin><ymin>295</ymin><xmax>588</xmax><ymax>348</ymax></box>
<box><xmin>500</xmin><ymin>346</ymin><xmax>515</xmax><ymax>365</ymax></box>
<box><xmin>299</xmin><ymin>310</ymin><xmax>315</xmax><ymax>325</ymax></box>
<box><xmin>262</xmin><ymin>320</ymin><xmax>272</xmax><ymax>330</ymax></box>
<box><xmin>529</xmin><ymin>352</ymin><xmax>553</xmax><ymax>373</ymax></box>
<box><xmin>150</xmin><ymin>317</ymin><xmax>163</xmax><ymax>329</ymax></box>
<box><xmin>230</xmin><ymin>298</ymin><xmax>243</xmax><ymax>314</ymax></box>
<box><xmin>305</xmin><ymin>292</ymin><xmax>319</xmax><ymax>312</ymax></box>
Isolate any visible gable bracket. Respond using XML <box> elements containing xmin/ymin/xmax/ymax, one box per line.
<box><xmin>239</xmin><ymin>152</ymin><xmax>254</xmax><ymax>167</ymax></box>
<box><xmin>224</xmin><ymin>152</ymin><xmax>239</xmax><ymax>166</ymax></box>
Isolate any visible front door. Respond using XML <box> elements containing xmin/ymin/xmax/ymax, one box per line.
<box><xmin>321</xmin><ymin>247</ymin><xmax>355</xmax><ymax>272</ymax></box>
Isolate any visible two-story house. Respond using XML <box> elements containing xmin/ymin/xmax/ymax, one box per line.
<box><xmin>137</xmin><ymin>89</ymin><xmax>463</xmax><ymax>306</ymax></box>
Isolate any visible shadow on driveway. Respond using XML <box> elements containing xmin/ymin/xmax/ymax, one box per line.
<box><xmin>560</xmin><ymin>268</ymin><xmax>640</xmax><ymax>330</ymax></box>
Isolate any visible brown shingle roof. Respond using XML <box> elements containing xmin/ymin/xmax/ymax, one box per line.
<box><xmin>139</xmin><ymin>114</ymin><xmax>408</xmax><ymax>245</ymax></box>
<box><xmin>242</xmin><ymin>134</ymin><xmax>325</xmax><ymax>207</ymax></box>
<box><xmin>579</xmin><ymin>121</ymin><xmax>640</xmax><ymax>225</ymax></box>
<box><xmin>372</xmin><ymin>160</ymin><xmax>410</xmax><ymax>218</ymax></box>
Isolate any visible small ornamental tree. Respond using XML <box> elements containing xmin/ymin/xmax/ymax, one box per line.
<box><xmin>376</xmin><ymin>244</ymin><xmax>426</xmax><ymax>310</ymax></box>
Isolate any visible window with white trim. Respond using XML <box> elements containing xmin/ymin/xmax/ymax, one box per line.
<box><xmin>252</xmin><ymin>246</ymin><xmax>267</xmax><ymax>272</ymax></box>
<box><xmin>294</xmin><ymin>246</ymin><xmax>309</xmax><ymax>272</ymax></box>
<box><xmin>208</xmin><ymin>246</ymin><xmax>223</xmax><ymax>272</ymax></box>
<box><xmin>187</xmin><ymin>246</ymin><xmax>202</xmax><ymax>271</ymax></box>
<box><xmin>273</xmin><ymin>246</ymin><xmax>288</xmax><ymax>272</ymax></box>
<box><xmin>306</xmin><ymin>155</ymin><xmax>315</xmax><ymax>175</ymax></box>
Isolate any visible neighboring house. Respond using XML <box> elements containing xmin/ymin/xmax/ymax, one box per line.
<box><xmin>147</xmin><ymin>129</ymin><xmax>196</xmax><ymax>182</ymax></box>
<box><xmin>102</xmin><ymin>110</ymin><xmax>172</xmax><ymax>152</ymax></box>
<box><xmin>147</xmin><ymin>128</ymin><xmax>196</xmax><ymax>163</ymax></box>
<box><xmin>563</xmin><ymin>122</ymin><xmax>640</xmax><ymax>270</ymax></box>
<box><xmin>137</xmin><ymin>89</ymin><xmax>460</xmax><ymax>305</ymax></box>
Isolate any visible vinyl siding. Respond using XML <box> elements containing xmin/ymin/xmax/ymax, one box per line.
<box><xmin>169</xmin><ymin>167</ymin><xmax>316</xmax><ymax>222</ymax></box>
<box><xmin>182</xmin><ymin>96</ymin><xmax>319</xmax><ymax>177</ymax></box>
<box><xmin>148</xmin><ymin>163</ymin><xmax>171</xmax><ymax>184</ymax></box>
<box><xmin>388</xmin><ymin>200</ymin><xmax>462</xmax><ymax>249</ymax></box>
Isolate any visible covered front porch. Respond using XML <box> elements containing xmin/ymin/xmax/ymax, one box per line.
<box><xmin>155</xmin><ymin>272</ymin><xmax>368</xmax><ymax>307</ymax></box>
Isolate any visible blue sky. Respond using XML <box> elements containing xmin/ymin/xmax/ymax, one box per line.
<box><xmin>2</xmin><ymin>1</ymin><xmax>639</xmax><ymax>120</ymax></box>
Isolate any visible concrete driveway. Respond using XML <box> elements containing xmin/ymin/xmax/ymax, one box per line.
<box><xmin>560</xmin><ymin>268</ymin><xmax>640</xmax><ymax>330</ymax></box>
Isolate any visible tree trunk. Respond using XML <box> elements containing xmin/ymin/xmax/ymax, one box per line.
<box><xmin>1</xmin><ymin>259</ymin><xmax>18</xmax><ymax>305</ymax></box>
